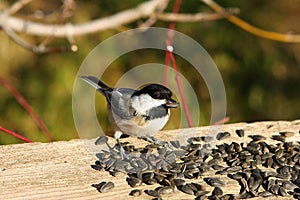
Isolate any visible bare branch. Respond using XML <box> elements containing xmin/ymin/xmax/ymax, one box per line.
<box><xmin>1</xmin><ymin>0</ymin><xmax>299</xmax><ymax>53</ymax></box>
<box><xmin>1</xmin><ymin>19</ymin><xmax>38</xmax><ymax>51</ymax></box>
<box><xmin>0</xmin><ymin>0</ymin><xmax>165</xmax><ymax>38</ymax></box>
<box><xmin>201</xmin><ymin>0</ymin><xmax>300</xmax><ymax>43</ymax></box>
<box><xmin>1</xmin><ymin>10</ymin><xmax>75</xmax><ymax>53</ymax></box>
<box><xmin>1</xmin><ymin>0</ymin><xmax>234</xmax><ymax>38</ymax></box>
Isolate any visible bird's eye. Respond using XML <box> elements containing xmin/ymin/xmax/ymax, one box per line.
<box><xmin>153</xmin><ymin>92</ymin><xmax>161</xmax><ymax>99</ymax></box>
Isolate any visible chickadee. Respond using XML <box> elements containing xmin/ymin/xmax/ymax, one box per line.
<box><xmin>80</xmin><ymin>75</ymin><xmax>179</xmax><ymax>158</ymax></box>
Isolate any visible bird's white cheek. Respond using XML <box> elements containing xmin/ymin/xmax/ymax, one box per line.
<box><xmin>131</xmin><ymin>94</ymin><xmax>166</xmax><ymax>114</ymax></box>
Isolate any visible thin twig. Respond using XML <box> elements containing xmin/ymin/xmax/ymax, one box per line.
<box><xmin>40</xmin><ymin>0</ymin><xmax>77</xmax><ymax>49</ymax></box>
<box><xmin>8</xmin><ymin>0</ymin><xmax>33</xmax><ymax>15</ymax></box>
<box><xmin>1</xmin><ymin>17</ymin><xmax>48</xmax><ymax>53</ymax></box>
<box><xmin>139</xmin><ymin>0</ymin><xmax>170</xmax><ymax>28</ymax></box>
<box><xmin>61</xmin><ymin>0</ymin><xmax>76</xmax><ymax>19</ymax></box>
<box><xmin>201</xmin><ymin>0</ymin><xmax>300</xmax><ymax>43</ymax></box>
<box><xmin>1</xmin><ymin>11</ymin><xmax>74</xmax><ymax>54</ymax></box>
<box><xmin>0</xmin><ymin>75</ymin><xmax>53</xmax><ymax>141</ymax></box>
<box><xmin>156</xmin><ymin>9</ymin><xmax>239</xmax><ymax>22</ymax></box>
<box><xmin>0</xmin><ymin>126</ymin><xmax>32</xmax><ymax>143</ymax></box>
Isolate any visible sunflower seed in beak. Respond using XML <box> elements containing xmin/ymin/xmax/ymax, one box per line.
<box><xmin>166</xmin><ymin>99</ymin><xmax>179</xmax><ymax>108</ymax></box>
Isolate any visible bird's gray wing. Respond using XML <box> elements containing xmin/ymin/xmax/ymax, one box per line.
<box><xmin>109</xmin><ymin>88</ymin><xmax>136</xmax><ymax>120</ymax></box>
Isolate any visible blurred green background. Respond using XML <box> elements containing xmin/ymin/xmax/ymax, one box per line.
<box><xmin>0</xmin><ymin>0</ymin><xmax>299</xmax><ymax>144</ymax></box>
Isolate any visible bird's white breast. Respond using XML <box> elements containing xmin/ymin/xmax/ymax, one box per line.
<box><xmin>113</xmin><ymin>113</ymin><xmax>170</xmax><ymax>137</ymax></box>
<box><xmin>109</xmin><ymin>93</ymin><xmax>170</xmax><ymax>137</ymax></box>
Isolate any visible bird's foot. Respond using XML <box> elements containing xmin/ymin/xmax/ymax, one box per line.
<box><xmin>118</xmin><ymin>144</ymin><xmax>130</xmax><ymax>160</ymax></box>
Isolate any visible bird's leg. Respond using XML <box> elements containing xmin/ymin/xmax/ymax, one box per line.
<box><xmin>114</xmin><ymin>131</ymin><xmax>129</xmax><ymax>160</ymax></box>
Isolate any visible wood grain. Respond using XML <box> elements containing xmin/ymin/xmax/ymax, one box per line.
<box><xmin>1</xmin><ymin>120</ymin><xmax>300</xmax><ymax>200</ymax></box>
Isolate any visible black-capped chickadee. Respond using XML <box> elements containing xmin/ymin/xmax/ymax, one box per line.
<box><xmin>80</xmin><ymin>76</ymin><xmax>179</xmax><ymax>158</ymax></box>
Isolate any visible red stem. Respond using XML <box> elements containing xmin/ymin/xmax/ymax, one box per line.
<box><xmin>163</xmin><ymin>52</ymin><xmax>171</xmax><ymax>85</ymax></box>
<box><xmin>166</xmin><ymin>0</ymin><xmax>182</xmax><ymax>46</ymax></box>
<box><xmin>0</xmin><ymin>126</ymin><xmax>32</xmax><ymax>143</ymax></box>
<box><xmin>0</xmin><ymin>75</ymin><xmax>53</xmax><ymax>141</ymax></box>
<box><xmin>164</xmin><ymin>0</ymin><xmax>193</xmax><ymax>127</ymax></box>
<box><xmin>167</xmin><ymin>51</ymin><xmax>193</xmax><ymax>127</ymax></box>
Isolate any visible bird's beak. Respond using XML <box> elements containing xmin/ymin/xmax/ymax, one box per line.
<box><xmin>166</xmin><ymin>99</ymin><xmax>179</xmax><ymax>108</ymax></box>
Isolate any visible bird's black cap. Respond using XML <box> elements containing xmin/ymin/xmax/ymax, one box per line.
<box><xmin>133</xmin><ymin>84</ymin><xmax>172</xmax><ymax>100</ymax></box>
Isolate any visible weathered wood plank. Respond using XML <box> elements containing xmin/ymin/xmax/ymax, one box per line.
<box><xmin>1</xmin><ymin>120</ymin><xmax>300</xmax><ymax>200</ymax></box>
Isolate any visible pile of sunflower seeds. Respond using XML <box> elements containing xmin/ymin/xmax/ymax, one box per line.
<box><xmin>91</xmin><ymin>130</ymin><xmax>300</xmax><ymax>199</ymax></box>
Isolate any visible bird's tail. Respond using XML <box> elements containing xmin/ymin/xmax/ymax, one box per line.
<box><xmin>80</xmin><ymin>75</ymin><xmax>112</xmax><ymax>95</ymax></box>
